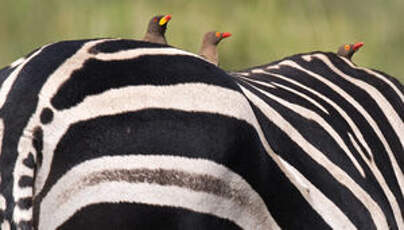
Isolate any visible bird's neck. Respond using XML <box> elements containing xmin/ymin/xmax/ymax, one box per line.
<box><xmin>143</xmin><ymin>33</ymin><xmax>167</xmax><ymax>45</ymax></box>
<box><xmin>199</xmin><ymin>43</ymin><xmax>218</xmax><ymax>66</ymax></box>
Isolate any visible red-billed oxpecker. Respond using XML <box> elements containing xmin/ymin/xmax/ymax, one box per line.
<box><xmin>337</xmin><ymin>42</ymin><xmax>364</xmax><ymax>60</ymax></box>
<box><xmin>143</xmin><ymin>15</ymin><xmax>172</xmax><ymax>45</ymax></box>
<box><xmin>199</xmin><ymin>31</ymin><xmax>232</xmax><ymax>66</ymax></box>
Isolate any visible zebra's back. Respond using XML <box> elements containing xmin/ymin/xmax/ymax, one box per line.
<box><xmin>0</xmin><ymin>39</ymin><xmax>403</xmax><ymax>229</ymax></box>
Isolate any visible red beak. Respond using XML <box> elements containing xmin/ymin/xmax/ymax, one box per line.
<box><xmin>221</xmin><ymin>32</ymin><xmax>232</xmax><ymax>38</ymax></box>
<box><xmin>353</xmin><ymin>42</ymin><xmax>364</xmax><ymax>51</ymax></box>
<box><xmin>164</xmin><ymin>15</ymin><xmax>172</xmax><ymax>22</ymax></box>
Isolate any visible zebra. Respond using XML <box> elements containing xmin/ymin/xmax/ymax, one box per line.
<box><xmin>0</xmin><ymin>38</ymin><xmax>402</xmax><ymax>229</ymax></box>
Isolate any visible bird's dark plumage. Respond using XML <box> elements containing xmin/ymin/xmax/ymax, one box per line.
<box><xmin>143</xmin><ymin>15</ymin><xmax>172</xmax><ymax>45</ymax></box>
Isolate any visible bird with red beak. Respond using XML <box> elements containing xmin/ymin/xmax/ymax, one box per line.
<box><xmin>143</xmin><ymin>15</ymin><xmax>172</xmax><ymax>45</ymax></box>
<box><xmin>337</xmin><ymin>42</ymin><xmax>364</xmax><ymax>60</ymax></box>
<box><xmin>199</xmin><ymin>31</ymin><xmax>232</xmax><ymax>66</ymax></box>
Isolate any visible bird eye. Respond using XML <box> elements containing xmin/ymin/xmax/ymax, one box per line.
<box><xmin>215</xmin><ymin>32</ymin><xmax>221</xmax><ymax>38</ymax></box>
<box><xmin>344</xmin><ymin>45</ymin><xmax>350</xmax><ymax>51</ymax></box>
<box><xmin>153</xmin><ymin>18</ymin><xmax>158</xmax><ymax>23</ymax></box>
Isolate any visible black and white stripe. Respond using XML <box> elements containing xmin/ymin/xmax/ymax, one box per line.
<box><xmin>0</xmin><ymin>39</ymin><xmax>402</xmax><ymax>229</ymax></box>
<box><xmin>231</xmin><ymin>52</ymin><xmax>403</xmax><ymax>229</ymax></box>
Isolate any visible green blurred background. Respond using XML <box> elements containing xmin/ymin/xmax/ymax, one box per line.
<box><xmin>1</xmin><ymin>0</ymin><xmax>403</xmax><ymax>82</ymax></box>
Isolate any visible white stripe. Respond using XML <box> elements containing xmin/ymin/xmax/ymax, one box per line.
<box><xmin>13</xmin><ymin>208</ymin><xmax>32</xmax><ymax>223</ymax></box>
<box><xmin>278</xmin><ymin>157</ymin><xmax>357</xmax><ymax>230</ymax></box>
<box><xmin>39</xmin><ymin>155</ymin><xmax>278</xmax><ymax>230</ymax></box>
<box><xmin>0</xmin><ymin>220</ymin><xmax>11</xmax><ymax>230</ymax></box>
<box><xmin>0</xmin><ymin>193</ymin><xmax>5</xmax><ymax>211</ymax></box>
<box><xmin>244</xmin><ymin>81</ymin><xmax>366</xmax><ymax>177</ymax></box>
<box><xmin>237</xmin><ymin>72</ymin><xmax>251</xmax><ymax>76</ymax></box>
<box><xmin>313</xmin><ymin>54</ymin><xmax>404</xmax><ymax>147</ymax></box>
<box><xmin>9</xmin><ymin>57</ymin><xmax>26</xmax><ymax>68</ymax></box>
<box><xmin>348</xmin><ymin>133</ymin><xmax>366</xmax><ymax>163</ymax></box>
<box><xmin>0</xmin><ymin>119</ymin><xmax>3</xmax><ymax>158</ymax></box>
<box><xmin>0</xmin><ymin>47</ymin><xmax>45</xmax><ymax>109</ymax></box>
<box><xmin>279</xmin><ymin>59</ymin><xmax>404</xmax><ymax>198</ymax></box>
<box><xmin>239</xmin><ymin>85</ymin><xmax>389</xmax><ymax>229</ymax></box>
<box><xmin>94</xmin><ymin>47</ymin><xmax>203</xmax><ymax>61</ymax></box>
<box><xmin>239</xmin><ymin>76</ymin><xmax>276</xmax><ymax>89</ymax></box>
<box><xmin>0</xmin><ymin>120</ymin><xmax>4</xmax><ymax>219</ymax></box>
<box><xmin>265</xmin><ymin>66</ymin><xmax>281</xmax><ymax>71</ymax></box>
<box><xmin>252</xmin><ymin>69</ymin><xmax>269</xmax><ymax>73</ymax></box>
<box><xmin>302</xmin><ymin>55</ymin><xmax>313</xmax><ymax>62</ymax></box>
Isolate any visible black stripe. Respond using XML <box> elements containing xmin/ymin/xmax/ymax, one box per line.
<box><xmin>22</xmin><ymin>153</ymin><xmax>36</xmax><ymax>169</ymax></box>
<box><xmin>32</xmin><ymin>127</ymin><xmax>43</xmax><ymax>157</ymax></box>
<box><xmin>90</xmin><ymin>39</ymin><xmax>170</xmax><ymax>53</ymax></box>
<box><xmin>18</xmin><ymin>176</ymin><xmax>33</xmax><ymax>188</ymax></box>
<box><xmin>0</xmin><ymin>66</ymin><xmax>17</xmax><ymax>89</ymax></box>
<box><xmin>18</xmin><ymin>220</ymin><xmax>32</xmax><ymax>230</ymax></box>
<box><xmin>371</xmin><ymin>69</ymin><xmax>404</xmax><ymax>94</ymax></box>
<box><xmin>17</xmin><ymin>197</ymin><xmax>32</xmax><ymax>210</ymax></box>
<box><xmin>40</xmin><ymin>107</ymin><xmax>54</xmax><ymax>124</ymax></box>
<box><xmin>51</xmin><ymin>54</ymin><xmax>237</xmax><ymax>110</ymax></box>
<box><xmin>59</xmin><ymin>202</ymin><xmax>241</xmax><ymax>230</ymax></box>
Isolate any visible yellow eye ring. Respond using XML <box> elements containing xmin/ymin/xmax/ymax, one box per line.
<box><xmin>344</xmin><ymin>45</ymin><xmax>350</xmax><ymax>51</ymax></box>
<box><xmin>215</xmin><ymin>32</ymin><xmax>221</xmax><ymax>38</ymax></box>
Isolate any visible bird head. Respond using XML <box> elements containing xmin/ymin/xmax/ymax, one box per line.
<box><xmin>147</xmin><ymin>14</ymin><xmax>172</xmax><ymax>35</ymax></box>
<box><xmin>337</xmin><ymin>42</ymin><xmax>364</xmax><ymax>59</ymax></box>
<box><xmin>204</xmin><ymin>31</ymin><xmax>232</xmax><ymax>45</ymax></box>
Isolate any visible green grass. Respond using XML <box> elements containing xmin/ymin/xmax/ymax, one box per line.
<box><xmin>1</xmin><ymin>0</ymin><xmax>403</xmax><ymax>82</ymax></box>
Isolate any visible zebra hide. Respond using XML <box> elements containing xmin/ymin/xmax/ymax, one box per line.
<box><xmin>0</xmin><ymin>38</ymin><xmax>403</xmax><ymax>230</ymax></box>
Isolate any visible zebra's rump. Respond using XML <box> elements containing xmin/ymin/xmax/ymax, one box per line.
<box><xmin>0</xmin><ymin>39</ymin><xmax>402</xmax><ymax>229</ymax></box>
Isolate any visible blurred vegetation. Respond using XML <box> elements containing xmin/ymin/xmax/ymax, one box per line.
<box><xmin>0</xmin><ymin>0</ymin><xmax>403</xmax><ymax>82</ymax></box>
